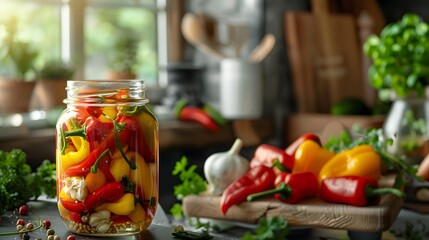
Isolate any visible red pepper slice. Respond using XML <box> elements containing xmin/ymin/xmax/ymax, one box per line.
<box><xmin>85</xmin><ymin>116</ymin><xmax>114</xmax><ymax>151</ymax></box>
<box><xmin>285</xmin><ymin>133</ymin><xmax>321</xmax><ymax>157</ymax></box>
<box><xmin>250</xmin><ymin>144</ymin><xmax>294</xmax><ymax>173</ymax></box>
<box><xmin>220</xmin><ymin>165</ymin><xmax>276</xmax><ymax>214</ymax></box>
<box><xmin>247</xmin><ymin>171</ymin><xmax>319</xmax><ymax>204</ymax></box>
<box><xmin>119</xmin><ymin>115</ymin><xmax>155</xmax><ymax>163</ymax></box>
<box><xmin>320</xmin><ymin>176</ymin><xmax>405</xmax><ymax>206</ymax></box>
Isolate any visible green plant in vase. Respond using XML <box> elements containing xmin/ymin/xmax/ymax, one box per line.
<box><xmin>364</xmin><ymin>13</ymin><xmax>429</xmax><ymax>165</ymax></box>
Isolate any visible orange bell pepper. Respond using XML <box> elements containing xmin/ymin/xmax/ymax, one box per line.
<box><xmin>292</xmin><ymin>140</ymin><xmax>335</xmax><ymax>177</ymax></box>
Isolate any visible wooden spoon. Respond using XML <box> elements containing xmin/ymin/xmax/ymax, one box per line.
<box><xmin>181</xmin><ymin>13</ymin><xmax>225</xmax><ymax>60</ymax></box>
<box><xmin>248</xmin><ymin>34</ymin><xmax>276</xmax><ymax>63</ymax></box>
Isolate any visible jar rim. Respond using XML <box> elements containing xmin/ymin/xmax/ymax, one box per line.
<box><xmin>63</xmin><ymin>79</ymin><xmax>148</xmax><ymax>106</ymax></box>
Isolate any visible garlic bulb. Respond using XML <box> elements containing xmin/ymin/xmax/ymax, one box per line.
<box><xmin>204</xmin><ymin>138</ymin><xmax>249</xmax><ymax>195</ymax></box>
<box><xmin>62</xmin><ymin>176</ymin><xmax>87</xmax><ymax>201</ymax></box>
<box><xmin>89</xmin><ymin>210</ymin><xmax>112</xmax><ymax>233</ymax></box>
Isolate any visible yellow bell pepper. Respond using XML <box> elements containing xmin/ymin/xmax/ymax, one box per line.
<box><xmin>60</xmin><ymin>136</ymin><xmax>90</xmax><ymax>172</ymax></box>
<box><xmin>110</xmin><ymin>151</ymin><xmax>132</xmax><ymax>182</ymax></box>
<box><xmin>96</xmin><ymin>193</ymin><xmax>135</xmax><ymax>215</ymax></box>
<box><xmin>319</xmin><ymin>144</ymin><xmax>381</xmax><ymax>183</ymax></box>
<box><xmin>130</xmin><ymin>152</ymin><xmax>153</xmax><ymax>201</ymax></box>
<box><xmin>292</xmin><ymin>140</ymin><xmax>335</xmax><ymax>176</ymax></box>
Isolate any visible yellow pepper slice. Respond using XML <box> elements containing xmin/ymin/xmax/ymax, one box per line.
<box><xmin>128</xmin><ymin>203</ymin><xmax>146</xmax><ymax>223</ymax></box>
<box><xmin>96</xmin><ymin>193</ymin><xmax>135</xmax><ymax>215</ymax></box>
<box><xmin>319</xmin><ymin>144</ymin><xmax>381</xmax><ymax>183</ymax></box>
<box><xmin>85</xmin><ymin>170</ymin><xmax>107</xmax><ymax>193</ymax></box>
<box><xmin>98</xmin><ymin>106</ymin><xmax>118</xmax><ymax>122</ymax></box>
<box><xmin>110</xmin><ymin>151</ymin><xmax>132</xmax><ymax>182</ymax></box>
<box><xmin>130</xmin><ymin>152</ymin><xmax>153</xmax><ymax>201</ymax></box>
<box><xmin>60</xmin><ymin>136</ymin><xmax>90</xmax><ymax>172</ymax></box>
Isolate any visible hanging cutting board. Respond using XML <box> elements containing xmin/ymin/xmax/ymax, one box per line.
<box><xmin>285</xmin><ymin>0</ymin><xmax>364</xmax><ymax>113</ymax></box>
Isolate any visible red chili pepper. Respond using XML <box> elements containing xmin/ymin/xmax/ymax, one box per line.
<box><xmin>60</xmin><ymin>200</ymin><xmax>86</xmax><ymax>213</ymax></box>
<box><xmin>181</xmin><ymin>106</ymin><xmax>220</xmax><ymax>132</ymax></box>
<box><xmin>285</xmin><ymin>133</ymin><xmax>321</xmax><ymax>157</ymax></box>
<box><xmin>174</xmin><ymin>99</ymin><xmax>220</xmax><ymax>132</ymax></box>
<box><xmin>320</xmin><ymin>176</ymin><xmax>405</xmax><ymax>206</ymax></box>
<box><xmin>60</xmin><ymin>182</ymin><xmax>124</xmax><ymax>212</ymax></box>
<box><xmin>247</xmin><ymin>171</ymin><xmax>319</xmax><ymax>204</ymax></box>
<box><xmin>250</xmin><ymin>144</ymin><xmax>294</xmax><ymax>173</ymax></box>
<box><xmin>220</xmin><ymin>165</ymin><xmax>276</xmax><ymax>214</ymax></box>
<box><xmin>119</xmin><ymin>115</ymin><xmax>155</xmax><ymax>162</ymax></box>
<box><xmin>63</xmin><ymin>126</ymin><xmax>130</xmax><ymax>178</ymax></box>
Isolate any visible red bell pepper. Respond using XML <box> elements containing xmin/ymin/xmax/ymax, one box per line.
<box><xmin>320</xmin><ymin>176</ymin><xmax>405</xmax><ymax>206</ymax></box>
<box><xmin>220</xmin><ymin>165</ymin><xmax>276</xmax><ymax>214</ymax></box>
<box><xmin>247</xmin><ymin>171</ymin><xmax>319</xmax><ymax>204</ymax></box>
<box><xmin>250</xmin><ymin>144</ymin><xmax>294</xmax><ymax>173</ymax></box>
<box><xmin>285</xmin><ymin>133</ymin><xmax>321</xmax><ymax>157</ymax></box>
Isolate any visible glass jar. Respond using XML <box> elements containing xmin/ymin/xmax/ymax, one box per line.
<box><xmin>55</xmin><ymin>80</ymin><xmax>158</xmax><ymax>236</ymax></box>
<box><xmin>383</xmin><ymin>97</ymin><xmax>429</xmax><ymax>166</ymax></box>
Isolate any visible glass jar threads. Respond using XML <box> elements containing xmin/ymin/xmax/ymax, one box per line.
<box><xmin>56</xmin><ymin>80</ymin><xmax>158</xmax><ymax>236</ymax></box>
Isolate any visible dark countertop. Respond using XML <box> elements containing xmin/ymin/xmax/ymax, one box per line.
<box><xmin>1</xmin><ymin>198</ymin><xmax>428</xmax><ymax>240</ymax></box>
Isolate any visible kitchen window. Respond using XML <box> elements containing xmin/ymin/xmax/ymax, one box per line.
<box><xmin>0</xmin><ymin>0</ymin><xmax>166</xmax><ymax>86</ymax></box>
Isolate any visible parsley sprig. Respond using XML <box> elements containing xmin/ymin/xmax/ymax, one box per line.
<box><xmin>170</xmin><ymin>156</ymin><xmax>207</xmax><ymax>219</ymax></box>
<box><xmin>240</xmin><ymin>216</ymin><xmax>289</xmax><ymax>240</ymax></box>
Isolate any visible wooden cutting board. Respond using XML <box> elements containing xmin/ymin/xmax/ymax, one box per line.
<box><xmin>182</xmin><ymin>194</ymin><xmax>403</xmax><ymax>232</ymax></box>
<box><xmin>284</xmin><ymin>0</ymin><xmax>364</xmax><ymax>113</ymax></box>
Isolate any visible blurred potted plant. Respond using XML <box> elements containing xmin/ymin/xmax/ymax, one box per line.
<box><xmin>0</xmin><ymin>18</ymin><xmax>39</xmax><ymax>114</ymax></box>
<box><xmin>32</xmin><ymin>59</ymin><xmax>74</xmax><ymax>110</ymax></box>
<box><xmin>105</xmin><ymin>33</ymin><xmax>139</xmax><ymax>80</ymax></box>
<box><xmin>364</xmin><ymin>13</ymin><xmax>429</xmax><ymax>165</ymax></box>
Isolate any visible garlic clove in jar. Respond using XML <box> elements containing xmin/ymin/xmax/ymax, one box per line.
<box><xmin>204</xmin><ymin>138</ymin><xmax>250</xmax><ymax>195</ymax></box>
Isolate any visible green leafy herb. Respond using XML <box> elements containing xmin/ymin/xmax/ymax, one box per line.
<box><xmin>0</xmin><ymin>149</ymin><xmax>56</xmax><ymax>216</ymax></box>
<box><xmin>170</xmin><ymin>156</ymin><xmax>207</xmax><ymax>218</ymax></box>
<box><xmin>26</xmin><ymin>159</ymin><xmax>57</xmax><ymax>200</ymax></box>
<box><xmin>240</xmin><ymin>216</ymin><xmax>289</xmax><ymax>240</ymax></box>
